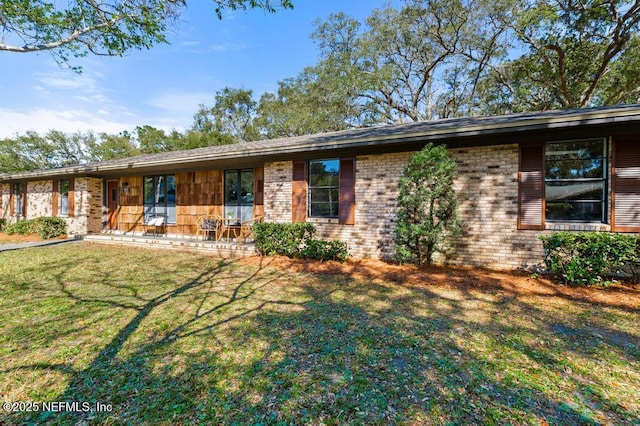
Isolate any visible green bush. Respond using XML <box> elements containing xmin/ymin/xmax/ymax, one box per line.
<box><xmin>5</xmin><ymin>219</ymin><xmax>35</xmax><ymax>236</ymax></box>
<box><xmin>0</xmin><ymin>218</ymin><xmax>7</xmax><ymax>232</ymax></box>
<box><xmin>303</xmin><ymin>239</ymin><xmax>349</xmax><ymax>262</ymax></box>
<box><xmin>5</xmin><ymin>217</ymin><xmax>67</xmax><ymax>240</ymax></box>
<box><xmin>34</xmin><ymin>217</ymin><xmax>67</xmax><ymax>239</ymax></box>
<box><xmin>253</xmin><ymin>222</ymin><xmax>349</xmax><ymax>262</ymax></box>
<box><xmin>539</xmin><ymin>232</ymin><xmax>640</xmax><ymax>285</ymax></box>
<box><xmin>394</xmin><ymin>143</ymin><xmax>461</xmax><ymax>265</ymax></box>
<box><xmin>253</xmin><ymin>222</ymin><xmax>316</xmax><ymax>258</ymax></box>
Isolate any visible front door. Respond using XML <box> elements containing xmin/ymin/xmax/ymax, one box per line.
<box><xmin>107</xmin><ymin>180</ymin><xmax>119</xmax><ymax>230</ymax></box>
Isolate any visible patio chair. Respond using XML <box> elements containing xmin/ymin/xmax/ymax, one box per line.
<box><xmin>196</xmin><ymin>215</ymin><xmax>221</xmax><ymax>241</ymax></box>
<box><xmin>237</xmin><ymin>215</ymin><xmax>264</xmax><ymax>243</ymax></box>
<box><xmin>144</xmin><ymin>214</ymin><xmax>167</xmax><ymax>237</ymax></box>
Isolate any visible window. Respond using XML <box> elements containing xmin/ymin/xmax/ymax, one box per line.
<box><xmin>59</xmin><ymin>179</ymin><xmax>70</xmax><ymax>216</ymax></box>
<box><xmin>545</xmin><ymin>139</ymin><xmax>607</xmax><ymax>222</ymax></box>
<box><xmin>13</xmin><ymin>182</ymin><xmax>24</xmax><ymax>216</ymax></box>
<box><xmin>308</xmin><ymin>159</ymin><xmax>339</xmax><ymax>218</ymax></box>
<box><xmin>143</xmin><ymin>175</ymin><xmax>176</xmax><ymax>223</ymax></box>
<box><xmin>224</xmin><ymin>169</ymin><xmax>254</xmax><ymax>221</ymax></box>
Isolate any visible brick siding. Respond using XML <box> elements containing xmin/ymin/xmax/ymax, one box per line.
<box><xmin>264</xmin><ymin>144</ymin><xmax>549</xmax><ymax>269</ymax></box>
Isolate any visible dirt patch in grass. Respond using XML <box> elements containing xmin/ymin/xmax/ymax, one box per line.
<box><xmin>0</xmin><ymin>232</ymin><xmax>43</xmax><ymax>244</ymax></box>
<box><xmin>0</xmin><ymin>232</ymin><xmax>68</xmax><ymax>244</ymax></box>
<box><xmin>239</xmin><ymin>256</ymin><xmax>640</xmax><ymax>311</ymax></box>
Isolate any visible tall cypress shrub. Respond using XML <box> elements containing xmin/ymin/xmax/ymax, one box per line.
<box><xmin>394</xmin><ymin>143</ymin><xmax>461</xmax><ymax>265</ymax></box>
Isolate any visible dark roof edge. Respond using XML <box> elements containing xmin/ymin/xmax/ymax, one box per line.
<box><xmin>3</xmin><ymin>104</ymin><xmax>640</xmax><ymax>181</ymax></box>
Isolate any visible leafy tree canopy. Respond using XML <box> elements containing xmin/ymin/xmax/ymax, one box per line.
<box><xmin>193</xmin><ymin>87</ymin><xmax>260</xmax><ymax>142</ymax></box>
<box><xmin>0</xmin><ymin>0</ymin><xmax>293</xmax><ymax>68</ymax></box>
<box><xmin>480</xmin><ymin>0</ymin><xmax>640</xmax><ymax>111</ymax></box>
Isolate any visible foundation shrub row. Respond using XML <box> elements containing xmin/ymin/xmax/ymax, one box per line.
<box><xmin>5</xmin><ymin>217</ymin><xmax>67</xmax><ymax>240</ymax></box>
<box><xmin>254</xmin><ymin>222</ymin><xmax>349</xmax><ymax>262</ymax></box>
<box><xmin>540</xmin><ymin>232</ymin><xmax>640</xmax><ymax>285</ymax></box>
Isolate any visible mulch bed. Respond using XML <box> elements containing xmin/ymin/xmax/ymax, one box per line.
<box><xmin>240</xmin><ymin>256</ymin><xmax>640</xmax><ymax>311</ymax></box>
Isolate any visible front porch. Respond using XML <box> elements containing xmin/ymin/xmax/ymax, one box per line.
<box><xmin>84</xmin><ymin>232</ymin><xmax>258</xmax><ymax>258</ymax></box>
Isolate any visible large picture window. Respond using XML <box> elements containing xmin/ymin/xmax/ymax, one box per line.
<box><xmin>545</xmin><ymin>139</ymin><xmax>607</xmax><ymax>222</ymax></box>
<box><xmin>143</xmin><ymin>175</ymin><xmax>176</xmax><ymax>223</ymax></box>
<box><xmin>224</xmin><ymin>169</ymin><xmax>254</xmax><ymax>221</ymax></box>
<box><xmin>308</xmin><ymin>159</ymin><xmax>339</xmax><ymax>218</ymax></box>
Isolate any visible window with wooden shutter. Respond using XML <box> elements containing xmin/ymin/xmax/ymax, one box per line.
<box><xmin>612</xmin><ymin>136</ymin><xmax>640</xmax><ymax>232</ymax></box>
<box><xmin>11</xmin><ymin>182</ymin><xmax>26</xmax><ymax>218</ymax></box>
<box><xmin>339</xmin><ymin>158</ymin><xmax>355</xmax><ymax>225</ymax></box>
<box><xmin>518</xmin><ymin>144</ymin><xmax>545</xmax><ymax>230</ymax></box>
<box><xmin>292</xmin><ymin>161</ymin><xmax>307</xmax><ymax>222</ymax></box>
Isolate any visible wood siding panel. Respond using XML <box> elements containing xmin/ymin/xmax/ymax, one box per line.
<box><xmin>118</xmin><ymin>176</ymin><xmax>144</xmax><ymax>233</ymax></box>
<box><xmin>518</xmin><ymin>144</ymin><xmax>545</xmax><ymax>230</ymax></box>
<box><xmin>339</xmin><ymin>158</ymin><xmax>356</xmax><ymax>225</ymax></box>
<box><xmin>292</xmin><ymin>161</ymin><xmax>307</xmax><ymax>222</ymax></box>
<box><xmin>68</xmin><ymin>178</ymin><xmax>75</xmax><ymax>218</ymax></box>
<box><xmin>52</xmin><ymin>179</ymin><xmax>58</xmax><ymax>218</ymax></box>
<box><xmin>22</xmin><ymin>183</ymin><xmax>27</xmax><ymax>218</ymax></box>
<box><xmin>254</xmin><ymin>167</ymin><xmax>265</xmax><ymax>217</ymax></box>
<box><xmin>9</xmin><ymin>184</ymin><xmax>14</xmax><ymax>216</ymax></box>
<box><xmin>176</xmin><ymin>170</ymin><xmax>223</xmax><ymax>235</ymax></box>
<box><xmin>612</xmin><ymin>137</ymin><xmax>640</xmax><ymax>232</ymax></box>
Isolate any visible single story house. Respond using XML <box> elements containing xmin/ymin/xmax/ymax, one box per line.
<box><xmin>1</xmin><ymin>104</ymin><xmax>639</xmax><ymax>269</ymax></box>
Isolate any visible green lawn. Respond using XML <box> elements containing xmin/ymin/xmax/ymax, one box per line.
<box><xmin>0</xmin><ymin>243</ymin><xmax>638</xmax><ymax>424</ymax></box>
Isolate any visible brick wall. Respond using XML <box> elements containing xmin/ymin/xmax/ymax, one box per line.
<box><xmin>264</xmin><ymin>161</ymin><xmax>293</xmax><ymax>223</ymax></box>
<box><xmin>64</xmin><ymin>177</ymin><xmax>103</xmax><ymax>235</ymax></box>
<box><xmin>449</xmin><ymin>144</ymin><xmax>544</xmax><ymax>269</ymax></box>
<box><xmin>264</xmin><ymin>144</ymin><xmax>549</xmax><ymax>270</ymax></box>
<box><xmin>26</xmin><ymin>181</ymin><xmax>54</xmax><ymax>218</ymax></box>
<box><xmin>0</xmin><ymin>177</ymin><xmax>103</xmax><ymax>236</ymax></box>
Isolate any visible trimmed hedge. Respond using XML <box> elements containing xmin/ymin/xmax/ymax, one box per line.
<box><xmin>253</xmin><ymin>222</ymin><xmax>349</xmax><ymax>262</ymax></box>
<box><xmin>5</xmin><ymin>217</ymin><xmax>67</xmax><ymax>240</ymax></box>
<box><xmin>303</xmin><ymin>239</ymin><xmax>350</xmax><ymax>262</ymax></box>
<box><xmin>253</xmin><ymin>222</ymin><xmax>316</xmax><ymax>258</ymax></box>
<box><xmin>539</xmin><ymin>232</ymin><xmax>640</xmax><ymax>285</ymax></box>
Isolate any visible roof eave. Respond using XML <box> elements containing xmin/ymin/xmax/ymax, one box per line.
<box><xmin>2</xmin><ymin>106</ymin><xmax>640</xmax><ymax>182</ymax></box>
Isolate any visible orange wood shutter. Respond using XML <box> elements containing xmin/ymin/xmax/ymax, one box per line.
<box><xmin>518</xmin><ymin>144</ymin><xmax>545</xmax><ymax>230</ymax></box>
<box><xmin>52</xmin><ymin>179</ymin><xmax>59</xmax><ymax>218</ymax></box>
<box><xmin>22</xmin><ymin>183</ymin><xmax>27</xmax><ymax>218</ymax></box>
<box><xmin>339</xmin><ymin>158</ymin><xmax>356</xmax><ymax>225</ymax></box>
<box><xmin>612</xmin><ymin>136</ymin><xmax>640</xmax><ymax>232</ymax></box>
<box><xmin>292</xmin><ymin>161</ymin><xmax>307</xmax><ymax>222</ymax></box>
<box><xmin>254</xmin><ymin>167</ymin><xmax>264</xmax><ymax>206</ymax></box>
<box><xmin>9</xmin><ymin>184</ymin><xmax>14</xmax><ymax>216</ymax></box>
<box><xmin>68</xmin><ymin>178</ymin><xmax>75</xmax><ymax>218</ymax></box>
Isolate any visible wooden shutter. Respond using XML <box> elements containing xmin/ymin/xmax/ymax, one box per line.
<box><xmin>292</xmin><ymin>161</ymin><xmax>307</xmax><ymax>222</ymax></box>
<box><xmin>612</xmin><ymin>137</ymin><xmax>640</xmax><ymax>232</ymax></box>
<box><xmin>9</xmin><ymin>183</ymin><xmax>14</xmax><ymax>216</ymax></box>
<box><xmin>254</xmin><ymin>167</ymin><xmax>264</xmax><ymax>206</ymax></box>
<box><xmin>52</xmin><ymin>179</ymin><xmax>59</xmax><ymax>218</ymax></box>
<box><xmin>68</xmin><ymin>179</ymin><xmax>75</xmax><ymax>218</ymax></box>
<box><xmin>518</xmin><ymin>144</ymin><xmax>545</xmax><ymax>230</ymax></box>
<box><xmin>22</xmin><ymin>183</ymin><xmax>27</xmax><ymax>218</ymax></box>
<box><xmin>339</xmin><ymin>158</ymin><xmax>356</xmax><ymax>225</ymax></box>
<box><xmin>254</xmin><ymin>167</ymin><xmax>264</xmax><ymax>217</ymax></box>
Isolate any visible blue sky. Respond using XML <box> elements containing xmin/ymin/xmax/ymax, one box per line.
<box><xmin>0</xmin><ymin>1</ymin><xmax>389</xmax><ymax>138</ymax></box>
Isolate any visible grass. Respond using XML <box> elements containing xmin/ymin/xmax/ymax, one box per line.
<box><xmin>0</xmin><ymin>243</ymin><xmax>638</xmax><ymax>424</ymax></box>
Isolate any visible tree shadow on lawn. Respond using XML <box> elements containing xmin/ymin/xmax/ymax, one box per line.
<box><xmin>2</xmin><ymin>254</ymin><xmax>638</xmax><ymax>424</ymax></box>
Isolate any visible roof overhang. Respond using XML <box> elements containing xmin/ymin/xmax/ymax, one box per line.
<box><xmin>3</xmin><ymin>104</ymin><xmax>640</xmax><ymax>182</ymax></box>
